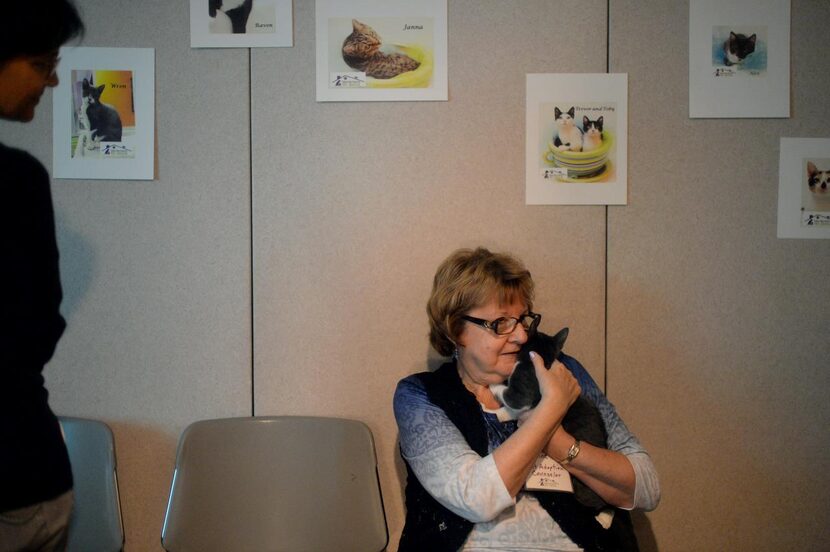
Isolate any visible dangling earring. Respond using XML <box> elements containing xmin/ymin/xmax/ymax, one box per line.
<box><xmin>452</xmin><ymin>347</ymin><xmax>459</xmax><ymax>360</ymax></box>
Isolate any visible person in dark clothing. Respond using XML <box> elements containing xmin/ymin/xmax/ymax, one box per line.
<box><xmin>0</xmin><ymin>2</ymin><xmax>84</xmax><ymax>551</ymax></box>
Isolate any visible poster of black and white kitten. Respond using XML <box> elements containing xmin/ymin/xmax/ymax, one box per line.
<box><xmin>723</xmin><ymin>31</ymin><xmax>756</xmax><ymax>66</ymax></box>
<box><xmin>74</xmin><ymin>77</ymin><xmax>122</xmax><ymax>157</ymax></box>
<box><xmin>489</xmin><ymin>327</ymin><xmax>610</xmax><ymax>510</ymax></box>
<box><xmin>209</xmin><ymin>0</ymin><xmax>253</xmax><ymax>34</ymax></box>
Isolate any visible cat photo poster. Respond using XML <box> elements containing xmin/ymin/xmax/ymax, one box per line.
<box><xmin>689</xmin><ymin>0</ymin><xmax>789</xmax><ymax>118</ymax></box>
<box><xmin>53</xmin><ymin>47</ymin><xmax>155</xmax><ymax>180</ymax></box>
<box><xmin>778</xmin><ymin>138</ymin><xmax>830</xmax><ymax>239</ymax></box>
<box><xmin>190</xmin><ymin>0</ymin><xmax>293</xmax><ymax>48</ymax></box>
<box><xmin>526</xmin><ymin>74</ymin><xmax>628</xmax><ymax>206</ymax></box>
<box><xmin>315</xmin><ymin>0</ymin><xmax>448</xmax><ymax>102</ymax></box>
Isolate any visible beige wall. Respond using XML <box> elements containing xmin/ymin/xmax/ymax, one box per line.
<box><xmin>608</xmin><ymin>2</ymin><xmax>830</xmax><ymax>550</ymax></box>
<box><xmin>2</xmin><ymin>1</ymin><xmax>828</xmax><ymax>550</ymax></box>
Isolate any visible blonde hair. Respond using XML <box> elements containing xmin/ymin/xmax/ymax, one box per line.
<box><xmin>427</xmin><ymin>247</ymin><xmax>534</xmax><ymax>357</ymax></box>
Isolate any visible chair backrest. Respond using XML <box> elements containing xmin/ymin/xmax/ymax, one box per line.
<box><xmin>161</xmin><ymin>416</ymin><xmax>388</xmax><ymax>552</ymax></box>
<box><xmin>59</xmin><ymin>416</ymin><xmax>124</xmax><ymax>552</ymax></box>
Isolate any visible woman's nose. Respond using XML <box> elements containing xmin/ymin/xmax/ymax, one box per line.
<box><xmin>509</xmin><ymin>323</ymin><xmax>529</xmax><ymax>344</ymax></box>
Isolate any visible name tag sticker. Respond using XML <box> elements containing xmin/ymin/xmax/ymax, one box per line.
<box><xmin>524</xmin><ymin>453</ymin><xmax>574</xmax><ymax>492</ymax></box>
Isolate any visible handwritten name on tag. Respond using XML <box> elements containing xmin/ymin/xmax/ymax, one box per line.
<box><xmin>525</xmin><ymin>453</ymin><xmax>573</xmax><ymax>492</ymax></box>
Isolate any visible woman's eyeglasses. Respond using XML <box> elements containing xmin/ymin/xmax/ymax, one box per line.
<box><xmin>461</xmin><ymin>312</ymin><xmax>541</xmax><ymax>336</ymax></box>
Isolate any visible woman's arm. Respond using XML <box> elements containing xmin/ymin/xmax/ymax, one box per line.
<box><xmin>544</xmin><ymin>355</ymin><xmax>661</xmax><ymax>511</ymax></box>
<box><xmin>544</xmin><ymin>427</ymin><xmax>636</xmax><ymax>508</ymax></box>
<box><xmin>394</xmin><ymin>377</ymin><xmax>516</xmax><ymax>522</ymax></box>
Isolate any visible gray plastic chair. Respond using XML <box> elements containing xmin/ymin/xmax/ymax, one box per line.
<box><xmin>58</xmin><ymin>416</ymin><xmax>124</xmax><ymax>552</ymax></box>
<box><xmin>161</xmin><ymin>416</ymin><xmax>388</xmax><ymax>552</ymax></box>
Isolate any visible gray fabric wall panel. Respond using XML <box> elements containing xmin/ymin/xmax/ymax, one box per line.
<box><xmin>0</xmin><ymin>2</ymin><xmax>253</xmax><ymax>549</ymax></box>
<box><xmin>251</xmin><ymin>1</ymin><xmax>608</xmax><ymax>546</ymax></box>
<box><xmin>609</xmin><ymin>1</ymin><xmax>830</xmax><ymax>550</ymax></box>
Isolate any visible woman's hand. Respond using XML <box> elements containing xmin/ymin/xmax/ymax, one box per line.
<box><xmin>532</xmin><ymin>352</ymin><xmax>580</xmax><ymax>416</ymax></box>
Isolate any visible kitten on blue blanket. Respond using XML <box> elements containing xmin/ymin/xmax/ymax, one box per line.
<box><xmin>490</xmin><ymin>327</ymin><xmax>609</xmax><ymax>510</ymax></box>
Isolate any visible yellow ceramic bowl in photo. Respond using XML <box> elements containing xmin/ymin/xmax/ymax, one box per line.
<box><xmin>544</xmin><ymin>131</ymin><xmax>614</xmax><ymax>181</ymax></box>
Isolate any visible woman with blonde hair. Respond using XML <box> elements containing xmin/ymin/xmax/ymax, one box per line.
<box><xmin>394</xmin><ymin>247</ymin><xmax>660</xmax><ymax>551</ymax></box>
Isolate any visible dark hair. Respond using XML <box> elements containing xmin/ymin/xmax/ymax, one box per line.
<box><xmin>0</xmin><ymin>0</ymin><xmax>84</xmax><ymax>63</ymax></box>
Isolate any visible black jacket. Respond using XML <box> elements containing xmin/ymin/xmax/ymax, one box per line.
<box><xmin>0</xmin><ymin>143</ymin><xmax>72</xmax><ymax>511</ymax></box>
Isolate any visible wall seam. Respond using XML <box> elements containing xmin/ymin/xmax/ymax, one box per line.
<box><xmin>604</xmin><ymin>0</ymin><xmax>610</xmax><ymax>394</ymax></box>
<box><xmin>249</xmin><ymin>48</ymin><xmax>255</xmax><ymax>417</ymax></box>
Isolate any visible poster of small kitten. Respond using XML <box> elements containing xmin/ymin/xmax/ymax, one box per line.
<box><xmin>802</xmin><ymin>159</ymin><xmax>830</xmax><ymax>225</ymax></box>
<box><xmin>316</xmin><ymin>0</ymin><xmax>448</xmax><ymax>102</ymax></box>
<box><xmin>711</xmin><ymin>26</ymin><xmax>767</xmax><ymax>76</ymax></box>
<box><xmin>689</xmin><ymin>0</ymin><xmax>789</xmax><ymax>118</ymax></box>
<box><xmin>778</xmin><ymin>138</ymin><xmax>830</xmax><ymax>239</ymax></box>
<box><xmin>538</xmin><ymin>103</ymin><xmax>618</xmax><ymax>185</ymax></box>
<box><xmin>53</xmin><ymin>47</ymin><xmax>155</xmax><ymax>180</ymax></box>
<box><xmin>526</xmin><ymin>74</ymin><xmax>628</xmax><ymax>206</ymax></box>
<box><xmin>190</xmin><ymin>0</ymin><xmax>292</xmax><ymax>47</ymax></box>
<box><xmin>69</xmin><ymin>70</ymin><xmax>135</xmax><ymax>160</ymax></box>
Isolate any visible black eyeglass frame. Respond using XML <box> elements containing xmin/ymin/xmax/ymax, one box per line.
<box><xmin>461</xmin><ymin>311</ymin><xmax>541</xmax><ymax>336</ymax></box>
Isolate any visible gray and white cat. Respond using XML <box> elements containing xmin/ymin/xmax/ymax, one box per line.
<box><xmin>490</xmin><ymin>327</ymin><xmax>610</xmax><ymax>510</ymax></box>
<box><xmin>342</xmin><ymin>20</ymin><xmax>420</xmax><ymax>79</ymax></box>
<box><xmin>553</xmin><ymin>107</ymin><xmax>583</xmax><ymax>152</ymax></box>
<box><xmin>74</xmin><ymin>77</ymin><xmax>122</xmax><ymax>157</ymax></box>
<box><xmin>81</xmin><ymin>78</ymin><xmax>121</xmax><ymax>141</ymax></box>
<box><xmin>723</xmin><ymin>31</ymin><xmax>756</xmax><ymax>66</ymax></box>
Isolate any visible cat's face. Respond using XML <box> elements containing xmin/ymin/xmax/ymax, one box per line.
<box><xmin>81</xmin><ymin>79</ymin><xmax>104</xmax><ymax>104</ymax></box>
<box><xmin>808</xmin><ymin>162</ymin><xmax>830</xmax><ymax>195</ymax></box>
<box><xmin>343</xmin><ymin>19</ymin><xmax>381</xmax><ymax>58</ymax></box>
<box><xmin>725</xmin><ymin>32</ymin><xmax>756</xmax><ymax>64</ymax></box>
<box><xmin>583</xmin><ymin>116</ymin><xmax>603</xmax><ymax>136</ymax></box>
<box><xmin>554</xmin><ymin>107</ymin><xmax>576</xmax><ymax>128</ymax></box>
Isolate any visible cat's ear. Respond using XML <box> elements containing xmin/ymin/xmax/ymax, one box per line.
<box><xmin>583</xmin><ymin>116</ymin><xmax>590</xmax><ymax>129</ymax></box>
<box><xmin>808</xmin><ymin>162</ymin><xmax>817</xmax><ymax>176</ymax></box>
<box><xmin>555</xmin><ymin>107</ymin><xmax>562</xmax><ymax>119</ymax></box>
<box><xmin>567</xmin><ymin>107</ymin><xmax>575</xmax><ymax>118</ymax></box>
<box><xmin>96</xmin><ymin>84</ymin><xmax>106</xmax><ymax>95</ymax></box>
<box><xmin>597</xmin><ymin>116</ymin><xmax>603</xmax><ymax>128</ymax></box>
<box><xmin>730</xmin><ymin>31</ymin><xmax>737</xmax><ymax>40</ymax></box>
<box><xmin>352</xmin><ymin>19</ymin><xmax>364</xmax><ymax>31</ymax></box>
<box><xmin>748</xmin><ymin>34</ymin><xmax>756</xmax><ymax>46</ymax></box>
<box><xmin>550</xmin><ymin>327</ymin><xmax>569</xmax><ymax>358</ymax></box>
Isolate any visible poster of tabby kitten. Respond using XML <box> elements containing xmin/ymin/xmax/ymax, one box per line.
<box><xmin>777</xmin><ymin>138</ymin><xmax>830</xmax><ymax>239</ymax></box>
<box><xmin>689</xmin><ymin>0</ymin><xmax>789</xmax><ymax>118</ymax></box>
<box><xmin>52</xmin><ymin>47</ymin><xmax>155</xmax><ymax>180</ymax></box>
<box><xmin>315</xmin><ymin>0</ymin><xmax>448</xmax><ymax>102</ymax></box>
